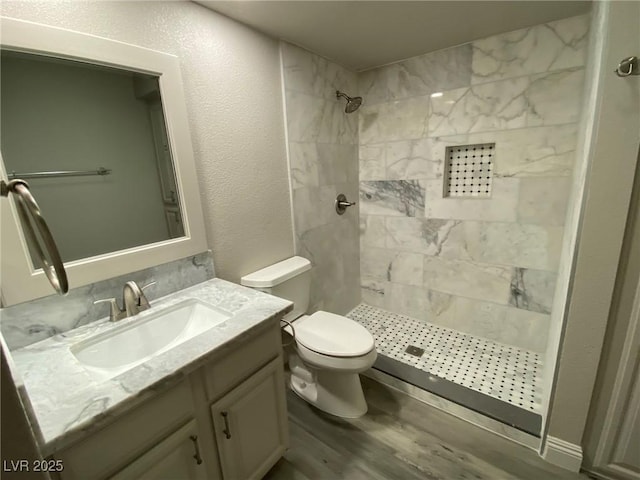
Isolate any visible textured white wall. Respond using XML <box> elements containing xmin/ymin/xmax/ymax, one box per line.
<box><xmin>1</xmin><ymin>1</ymin><xmax>294</xmax><ymax>282</ymax></box>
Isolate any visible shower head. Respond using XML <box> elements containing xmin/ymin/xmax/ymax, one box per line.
<box><xmin>336</xmin><ymin>90</ymin><xmax>362</xmax><ymax>113</ymax></box>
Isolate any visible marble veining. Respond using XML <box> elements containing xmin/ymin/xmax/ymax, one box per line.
<box><xmin>510</xmin><ymin>268</ymin><xmax>557</xmax><ymax>314</ymax></box>
<box><xmin>526</xmin><ymin>68</ymin><xmax>585</xmax><ymax>127</ymax></box>
<box><xmin>360</xmin><ymin>180</ymin><xmax>426</xmax><ymax>217</ymax></box>
<box><xmin>1</xmin><ymin>252</ymin><xmax>215</xmax><ymax>351</ymax></box>
<box><xmin>471</xmin><ymin>14</ymin><xmax>589</xmax><ymax>84</ymax></box>
<box><xmin>6</xmin><ymin>278</ymin><xmax>292</xmax><ymax>455</ymax></box>
<box><xmin>359</xmin><ymin>96</ymin><xmax>430</xmax><ymax>145</ymax></box>
<box><xmin>429</xmin><ymin>79</ymin><xmax>530</xmax><ymax>137</ymax></box>
<box><xmin>282</xmin><ymin>42</ymin><xmax>360</xmax><ymax>317</ymax></box>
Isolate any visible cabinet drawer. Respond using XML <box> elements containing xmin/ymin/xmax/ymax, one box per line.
<box><xmin>57</xmin><ymin>382</ymin><xmax>193</xmax><ymax>480</ymax></box>
<box><xmin>203</xmin><ymin>322</ymin><xmax>280</xmax><ymax>401</ymax></box>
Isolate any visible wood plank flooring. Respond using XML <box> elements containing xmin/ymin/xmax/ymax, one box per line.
<box><xmin>265</xmin><ymin>377</ymin><xmax>590</xmax><ymax>480</ymax></box>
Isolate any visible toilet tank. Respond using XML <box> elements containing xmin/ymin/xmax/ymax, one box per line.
<box><xmin>240</xmin><ymin>256</ymin><xmax>311</xmax><ymax>322</ymax></box>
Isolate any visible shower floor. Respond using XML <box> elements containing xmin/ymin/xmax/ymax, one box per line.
<box><xmin>348</xmin><ymin>304</ymin><xmax>544</xmax><ymax>433</ymax></box>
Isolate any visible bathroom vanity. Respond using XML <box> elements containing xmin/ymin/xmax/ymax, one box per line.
<box><xmin>7</xmin><ymin>279</ymin><xmax>293</xmax><ymax>480</ymax></box>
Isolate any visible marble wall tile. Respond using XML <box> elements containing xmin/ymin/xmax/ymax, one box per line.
<box><xmin>358</xmin><ymin>67</ymin><xmax>391</xmax><ymax>106</ymax></box>
<box><xmin>286</xmin><ymin>91</ymin><xmax>357</xmax><ymax>145</ymax></box>
<box><xmin>453</xmin><ymin>298</ymin><xmax>550</xmax><ymax>352</ymax></box>
<box><xmin>461</xmin><ymin>221</ymin><xmax>564</xmax><ymax>271</ymax></box>
<box><xmin>360</xmin><ymin>246</ymin><xmax>396</xmax><ymax>280</ymax></box>
<box><xmin>388</xmin><ymin>251</ymin><xmax>424</xmax><ymax>286</ymax></box>
<box><xmin>489</xmin><ymin>125</ymin><xmax>578</xmax><ymax>177</ymax></box>
<box><xmin>387</xmin><ymin>283</ymin><xmax>456</xmax><ymax>324</ymax></box>
<box><xmin>424</xmin><ymin>178</ymin><xmax>519</xmax><ymax>223</ymax></box>
<box><xmin>361</xmin><ymin>276</ymin><xmax>387</xmax><ymax>308</ymax></box>
<box><xmin>504</xmin><ymin>307</ymin><xmax>550</xmax><ymax>352</ymax></box>
<box><xmin>289</xmin><ymin>142</ymin><xmax>319</xmax><ymax>189</ymax></box>
<box><xmin>297</xmin><ymin>216</ymin><xmax>360</xmax><ymax>315</ymax></box>
<box><xmin>360</xmin><ymin>180</ymin><xmax>425</xmax><ymax>217</ymax></box>
<box><xmin>359</xmin><ymin>96</ymin><xmax>430</xmax><ymax>144</ymax></box>
<box><xmin>359</xmin><ymin>144</ymin><xmax>386</xmax><ymax>181</ymax></box>
<box><xmin>471</xmin><ymin>14</ymin><xmax>589</xmax><ymax>84</ymax></box>
<box><xmin>292</xmin><ymin>185</ymin><xmax>336</xmax><ymax>233</ymax></box>
<box><xmin>284</xmin><ymin>44</ymin><xmax>361</xmax><ymax>316</ymax></box>
<box><xmin>361</xmin><ymin>247</ymin><xmax>422</xmax><ymax>287</ymax></box>
<box><xmin>510</xmin><ymin>268</ymin><xmax>556</xmax><ymax>315</ymax></box>
<box><xmin>286</xmin><ymin>91</ymin><xmax>325</xmax><ymax>143</ymax></box>
<box><xmin>360</xmin><ymin>215</ymin><xmax>387</xmax><ymax>249</ymax></box>
<box><xmin>386</xmin><ymin>217</ymin><xmax>462</xmax><ymax>256</ymax></box>
<box><xmin>386</xmin><ymin>44</ymin><xmax>473</xmax><ymax>100</ymax></box>
<box><xmin>282</xmin><ymin>42</ymin><xmax>358</xmax><ymax>99</ymax></box>
<box><xmin>526</xmin><ymin>68</ymin><xmax>585</xmax><ymax>127</ymax></box>
<box><xmin>423</xmin><ymin>257</ymin><xmax>512</xmax><ymax>305</ymax></box>
<box><xmin>317</xmin><ymin>143</ymin><xmax>358</xmax><ymax>186</ymax></box>
<box><xmin>1</xmin><ymin>252</ymin><xmax>215</xmax><ymax>350</ymax></box>
<box><xmin>429</xmin><ymin>77</ymin><xmax>529</xmax><ymax>137</ymax></box>
<box><xmin>353</xmin><ymin>15</ymin><xmax>588</xmax><ymax>353</ymax></box>
<box><xmin>517</xmin><ymin>177</ymin><xmax>571</xmax><ymax>226</ymax></box>
<box><xmin>386</xmin><ymin>138</ymin><xmax>443</xmax><ymax>180</ymax></box>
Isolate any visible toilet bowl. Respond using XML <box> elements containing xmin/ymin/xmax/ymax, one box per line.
<box><xmin>241</xmin><ymin>257</ymin><xmax>376</xmax><ymax>418</ymax></box>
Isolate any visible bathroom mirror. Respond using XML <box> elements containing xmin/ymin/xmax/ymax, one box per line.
<box><xmin>0</xmin><ymin>17</ymin><xmax>207</xmax><ymax>306</ymax></box>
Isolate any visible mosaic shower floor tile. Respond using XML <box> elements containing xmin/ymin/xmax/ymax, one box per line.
<box><xmin>348</xmin><ymin>303</ymin><xmax>543</xmax><ymax>414</ymax></box>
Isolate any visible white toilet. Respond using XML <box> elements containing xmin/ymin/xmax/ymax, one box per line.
<box><xmin>241</xmin><ymin>256</ymin><xmax>377</xmax><ymax>418</ymax></box>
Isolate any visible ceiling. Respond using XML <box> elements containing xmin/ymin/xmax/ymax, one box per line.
<box><xmin>197</xmin><ymin>1</ymin><xmax>591</xmax><ymax>71</ymax></box>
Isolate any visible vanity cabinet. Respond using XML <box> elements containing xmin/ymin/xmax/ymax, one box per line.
<box><xmin>211</xmin><ymin>358</ymin><xmax>288</xmax><ymax>480</ymax></box>
<box><xmin>53</xmin><ymin>322</ymin><xmax>287</xmax><ymax>480</ymax></box>
<box><xmin>109</xmin><ymin>420</ymin><xmax>207</xmax><ymax>480</ymax></box>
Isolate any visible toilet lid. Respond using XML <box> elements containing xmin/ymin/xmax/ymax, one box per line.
<box><xmin>294</xmin><ymin>311</ymin><xmax>375</xmax><ymax>357</ymax></box>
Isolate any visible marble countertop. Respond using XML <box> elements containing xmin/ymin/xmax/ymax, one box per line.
<box><xmin>7</xmin><ymin>278</ymin><xmax>292</xmax><ymax>456</ymax></box>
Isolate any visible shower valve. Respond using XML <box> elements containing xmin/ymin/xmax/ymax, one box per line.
<box><xmin>335</xmin><ymin>193</ymin><xmax>356</xmax><ymax>215</ymax></box>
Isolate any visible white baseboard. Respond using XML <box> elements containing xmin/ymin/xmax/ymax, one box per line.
<box><xmin>542</xmin><ymin>436</ymin><xmax>583</xmax><ymax>472</ymax></box>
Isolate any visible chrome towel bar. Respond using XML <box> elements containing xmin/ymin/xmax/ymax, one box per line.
<box><xmin>1</xmin><ymin>179</ymin><xmax>68</xmax><ymax>295</ymax></box>
<box><xmin>7</xmin><ymin>167</ymin><xmax>111</xmax><ymax>180</ymax></box>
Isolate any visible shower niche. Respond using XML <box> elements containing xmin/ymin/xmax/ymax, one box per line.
<box><xmin>444</xmin><ymin>143</ymin><xmax>495</xmax><ymax>198</ymax></box>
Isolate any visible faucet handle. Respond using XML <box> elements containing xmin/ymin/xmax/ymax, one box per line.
<box><xmin>94</xmin><ymin>297</ymin><xmax>126</xmax><ymax>322</ymax></box>
<box><xmin>141</xmin><ymin>281</ymin><xmax>156</xmax><ymax>293</ymax></box>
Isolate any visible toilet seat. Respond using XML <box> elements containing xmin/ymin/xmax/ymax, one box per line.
<box><xmin>294</xmin><ymin>311</ymin><xmax>374</xmax><ymax>357</ymax></box>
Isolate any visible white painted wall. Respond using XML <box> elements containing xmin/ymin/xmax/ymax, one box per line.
<box><xmin>1</xmin><ymin>0</ymin><xmax>294</xmax><ymax>282</ymax></box>
<box><xmin>1</xmin><ymin>54</ymin><xmax>168</xmax><ymax>262</ymax></box>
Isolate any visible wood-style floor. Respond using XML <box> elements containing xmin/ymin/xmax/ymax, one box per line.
<box><xmin>265</xmin><ymin>377</ymin><xmax>589</xmax><ymax>480</ymax></box>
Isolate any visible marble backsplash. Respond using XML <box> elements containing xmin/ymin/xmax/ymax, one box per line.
<box><xmin>357</xmin><ymin>14</ymin><xmax>590</xmax><ymax>352</ymax></box>
<box><xmin>1</xmin><ymin>251</ymin><xmax>215</xmax><ymax>350</ymax></box>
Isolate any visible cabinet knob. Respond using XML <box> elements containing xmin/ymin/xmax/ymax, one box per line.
<box><xmin>189</xmin><ymin>435</ymin><xmax>203</xmax><ymax>465</ymax></box>
<box><xmin>221</xmin><ymin>411</ymin><xmax>232</xmax><ymax>439</ymax></box>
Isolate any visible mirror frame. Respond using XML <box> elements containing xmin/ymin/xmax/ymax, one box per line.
<box><xmin>0</xmin><ymin>17</ymin><xmax>208</xmax><ymax>306</ymax></box>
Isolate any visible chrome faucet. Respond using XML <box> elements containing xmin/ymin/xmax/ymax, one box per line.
<box><xmin>94</xmin><ymin>280</ymin><xmax>156</xmax><ymax>321</ymax></box>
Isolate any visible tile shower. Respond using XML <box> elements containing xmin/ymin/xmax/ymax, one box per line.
<box><xmin>282</xmin><ymin>13</ymin><xmax>589</xmax><ymax>435</ymax></box>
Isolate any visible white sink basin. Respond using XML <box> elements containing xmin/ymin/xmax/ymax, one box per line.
<box><xmin>71</xmin><ymin>299</ymin><xmax>231</xmax><ymax>379</ymax></box>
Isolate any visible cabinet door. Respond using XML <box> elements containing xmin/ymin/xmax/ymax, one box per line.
<box><xmin>109</xmin><ymin>420</ymin><xmax>213</xmax><ymax>480</ymax></box>
<box><xmin>211</xmin><ymin>357</ymin><xmax>288</xmax><ymax>480</ymax></box>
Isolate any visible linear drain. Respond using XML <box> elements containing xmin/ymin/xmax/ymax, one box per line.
<box><xmin>405</xmin><ymin>345</ymin><xmax>425</xmax><ymax>357</ymax></box>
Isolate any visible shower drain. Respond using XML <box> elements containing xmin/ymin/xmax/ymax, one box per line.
<box><xmin>348</xmin><ymin>303</ymin><xmax>543</xmax><ymax>413</ymax></box>
<box><xmin>405</xmin><ymin>345</ymin><xmax>425</xmax><ymax>357</ymax></box>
